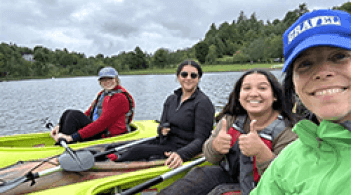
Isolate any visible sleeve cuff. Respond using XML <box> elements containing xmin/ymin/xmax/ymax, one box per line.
<box><xmin>71</xmin><ymin>132</ymin><xmax>82</xmax><ymax>142</ymax></box>
<box><xmin>256</xmin><ymin>154</ymin><xmax>276</xmax><ymax>175</ymax></box>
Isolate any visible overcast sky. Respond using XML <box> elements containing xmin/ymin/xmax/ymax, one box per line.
<box><xmin>0</xmin><ymin>0</ymin><xmax>348</xmax><ymax>57</ymax></box>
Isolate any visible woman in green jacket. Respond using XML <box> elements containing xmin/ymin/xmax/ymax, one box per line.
<box><xmin>251</xmin><ymin>9</ymin><xmax>351</xmax><ymax>195</ymax></box>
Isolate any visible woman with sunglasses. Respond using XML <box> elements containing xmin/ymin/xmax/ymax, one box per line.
<box><xmin>50</xmin><ymin>67</ymin><xmax>135</xmax><ymax>143</ymax></box>
<box><xmin>159</xmin><ymin>69</ymin><xmax>297</xmax><ymax>195</ymax></box>
<box><xmin>107</xmin><ymin>60</ymin><xmax>215</xmax><ymax>168</ymax></box>
<box><xmin>251</xmin><ymin>10</ymin><xmax>351</xmax><ymax>195</ymax></box>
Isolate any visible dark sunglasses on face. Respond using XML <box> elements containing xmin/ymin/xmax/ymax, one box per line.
<box><xmin>99</xmin><ymin>77</ymin><xmax>113</xmax><ymax>82</ymax></box>
<box><xmin>180</xmin><ymin>71</ymin><xmax>198</xmax><ymax>79</ymax></box>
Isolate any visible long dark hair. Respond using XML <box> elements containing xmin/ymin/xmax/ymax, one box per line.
<box><xmin>216</xmin><ymin>68</ymin><xmax>295</xmax><ymax>127</ymax></box>
<box><xmin>283</xmin><ymin>64</ymin><xmax>296</xmax><ymax>121</ymax></box>
<box><xmin>283</xmin><ymin>62</ymin><xmax>312</xmax><ymax>122</ymax></box>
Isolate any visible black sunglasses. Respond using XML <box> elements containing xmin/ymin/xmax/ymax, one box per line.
<box><xmin>180</xmin><ymin>71</ymin><xmax>198</xmax><ymax>79</ymax></box>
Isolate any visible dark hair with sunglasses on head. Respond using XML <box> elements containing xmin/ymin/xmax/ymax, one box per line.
<box><xmin>106</xmin><ymin>60</ymin><xmax>215</xmax><ymax>170</ymax></box>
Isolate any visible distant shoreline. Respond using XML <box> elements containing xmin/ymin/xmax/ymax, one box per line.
<box><xmin>0</xmin><ymin>63</ymin><xmax>283</xmax><ymax>81</ymax></box>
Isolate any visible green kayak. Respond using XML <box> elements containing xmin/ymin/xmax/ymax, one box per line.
<box><xmin>0</xmin><ymin>153</ymin><xmax>166</xmax><ymax>195</ymax></box>
<box><xmin>28</xmin><ymin>157</ymin><xmax>210</xmax><ymax>195</ymax></box>
<box><xmin>0</xmin><ymin>120</ymin><xmax>158</xmax><ymax>168</ymax></box>
<box><xmin>0</xmin><ymin>137</ymin><xmax>209</xmax><ymax>195</ymax></box>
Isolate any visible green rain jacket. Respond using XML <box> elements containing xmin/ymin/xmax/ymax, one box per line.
<box><xmin>250</xmin><ymin>119</ymin><xmax>351</xmax><ymax>195</ymax></box>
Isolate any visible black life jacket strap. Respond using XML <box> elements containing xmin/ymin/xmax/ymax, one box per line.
<box><xmin>107</xmin><ymin>89</ymin><xmax>134</xmax><ymax>133</ymax></box>
<box><xmin>89</xmin><ymin>89</ymin><xmax>134</xmax><ymax>135</ymax></box>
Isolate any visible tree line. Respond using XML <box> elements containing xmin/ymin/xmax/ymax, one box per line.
<box><xmin>1</xmin><ymin>3</ymin><xmax>350</xmax><ymax>79</ymax></box>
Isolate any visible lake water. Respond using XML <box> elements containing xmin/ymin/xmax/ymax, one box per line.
<box><xmin>0</xmin><ymin>70</ymin><xmax>284</xmax><ymax>136</ymax></box>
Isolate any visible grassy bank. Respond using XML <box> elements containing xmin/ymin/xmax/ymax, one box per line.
<box><xmin>0</xmin><ymin>63</ymin><xmax>283</xmax><ymax>81</ymax></box>
<box><xmin>0</xmin><ymin>75</ymin><xmax>77</xmax><ymax>82</ymax></box>
<box><xmin>121</xmin><ymin>63</ymin><xmax>283</xmax><ymax>75</ymax></box>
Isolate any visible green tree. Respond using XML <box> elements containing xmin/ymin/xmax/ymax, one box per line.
<box><xmin>214</xmin><ymin>37</ymin><xmax>226</xmax><ymax>58</ymax></box>
<box><xmin>267</xmin><ymin>35</ymin><xmax>284</xmax><ymax>59</ymax></box>
<box><xmin>244</xmin><ymin>30</ymin><xmax>259</xmax><ymax>43</ymax></box>
<box><xmin>283</xmin><ymin>3</ymin><xmax>309</xmax><ymax>27</ymax></box>
<box><xmin>59</xmin><ymin>53</ymin><xmax>73</xmax><ymax>68</ymax></box>
<box><xmin>243</xmin><ymin>37</ymin><xmax>266</xmax><ymax>62</ymax></box>
<box><xmin>204</xmin><ymin>23</ymin><xmax>217</xmax><ymax>45</ymax></box>
<box><xmin>125</xmin><ymin>51</ymin><xmax>138</xmax><ymax>69</ymax></box>
<box><xmin>232</xmin><ymin>50</ymin><xmax>248</xmax><ymax>64</ymax></box>
<box><xmin>152</xmin><ymin>48</ymin><xmax>169</xmax><ymax>68</ymax></box>
<box><xmin>334</xmin><ymin>2</ymin><xmax>351</xmax><ymax>14</ymax></box>
<box><xmin>194</xmin><ymin>41</ymin><xmax>209</xmax><ymax>64</ymax></box>
<box><xmin>33</xmin><ymin>50</ymin><xmax>50</xmax><ymax>76</ymax></box>
<box><xmin>134</xmin><ymin>46</ymin><xmax>148</xmax><ymax>69</ymax></box>
<box><xmin>206</xmin><ymin>44</ymin><xmax>217</xmax><ymax>64</ymax></box>
<box><xmin>96</xmin><ymin>53</ymin><xmax>104</xmax><ymax>60</ymax></box>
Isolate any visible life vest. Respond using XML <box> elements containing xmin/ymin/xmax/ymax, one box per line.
<box><xmin>89</xmin><ymin>87</ymin><xmax>135</xmax><ymax>135</ymax></box>
<box><xmin>220</xmin><ymin>115</ymin><xmax>286</xmax><ymax>195</ymax></box>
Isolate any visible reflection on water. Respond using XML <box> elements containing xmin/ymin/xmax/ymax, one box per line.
<box><xmin>0</xmin><ymin>70</ymin><xmax>283</xmax><ymax>136</ymax></box>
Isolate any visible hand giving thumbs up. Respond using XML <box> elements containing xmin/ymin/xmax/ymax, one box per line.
<box><xmin>212</xmin><ymin>118</ymin><xmax>232</xmax><ymax>154</ymax></box>
<box><xmin>238</xmin><ymin>119</ymin><xmax>265</xmax><ymax>157</ymax></box>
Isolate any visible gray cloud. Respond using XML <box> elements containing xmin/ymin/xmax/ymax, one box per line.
<box><xmin>0</xmin><ymin>0</ymin><xmax>347</xmax><ymax>57</ymax></box>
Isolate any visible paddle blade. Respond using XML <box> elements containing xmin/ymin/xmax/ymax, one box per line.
<box><xmin>0</xmin><ymin>176</ymin><xmax>28</xmax><ymax>194</ymax></box>
<box><xmin>59</xmin><ymin>150</ymin><xmax>94</xmax><ymax>172</ymax></box>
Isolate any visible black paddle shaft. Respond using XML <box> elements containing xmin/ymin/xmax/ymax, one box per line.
<box><xmin>0</xmin><ymin>172</ymin><xmax>40</xmax><ymax>193</ymax></box>
<box><xmin>120</xmin><ymin>177</ymin><xmax>163</xmax><ymax>195</ymax></box>
<box><xmin>94</xmin><ymin>137</ymin><xmax>157</xmax><ymax>159</ymax></box>
<box><xmin>118</xmin><ymin>157</ymin><xmax>206</xmax><ymax>195</ymax></box>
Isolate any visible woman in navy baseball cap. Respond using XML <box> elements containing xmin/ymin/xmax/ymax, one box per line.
<box><xmin>251</xmin><ymin>9</ymin><xmax>351</xmax><ymax>194</ymax></box>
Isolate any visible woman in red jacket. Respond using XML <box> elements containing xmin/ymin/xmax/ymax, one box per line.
<box><xmin>50</xmin><ymin>67</ymin><xmax>134</xmax><ymax>143</ymax></box>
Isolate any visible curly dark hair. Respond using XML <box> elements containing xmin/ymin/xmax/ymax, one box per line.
<box><xmin>216</xmin><ymin>68</ymin><xmax>296</xmax><ymax>127</ymax></box>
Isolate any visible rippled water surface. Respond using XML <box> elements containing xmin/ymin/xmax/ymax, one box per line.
<box><xmin>0</xmin><ymin>70</ymin><xmax>283</xmax><ymax>136</ymax></box>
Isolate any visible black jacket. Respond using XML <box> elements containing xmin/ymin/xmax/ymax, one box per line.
<box><xmin>159</xmin><ymin>87</ymin><xmax>215</xmax><ymax>161</ymax></box>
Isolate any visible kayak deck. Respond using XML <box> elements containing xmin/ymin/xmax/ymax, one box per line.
<box><xmin>0</xmin><ymin>120</ymin><xmax>156</xmax><ymax>147</ymax></box>
<box><xmin>0</xmin><ymin>158</ymin><xmax>165</xmax><ymax>195</ymax></box>
<box><xmin>0</xmin><ymin>120</ymin><xmax>158</xmax><ymax>168</ymax></box>
<box><xmin>29</xmin><ymin>159</ymin><xmax>211</xmax><ymax>195</ymax></box>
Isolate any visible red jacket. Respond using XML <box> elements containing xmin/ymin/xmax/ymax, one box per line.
<box><xmin>78</xmin><ymin>85</ymin><xmax>134</xmax><ymax>139</ymax></box>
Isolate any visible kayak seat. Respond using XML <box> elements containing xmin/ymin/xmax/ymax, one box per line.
<box><xmin>129</xmin><ymin>124</ymin><xmax>137</xmax><ymax>132</ymax></box>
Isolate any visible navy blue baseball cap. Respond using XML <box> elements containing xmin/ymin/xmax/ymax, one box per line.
<box><xmin>98</xmin><ymin>67</ymin><xmax>118</xmax><ymax>80</ymax></box>
<box><xmin>282</xmin><ymin>9</ymin><xmax>351</xmax><ymax>72</ymax></box>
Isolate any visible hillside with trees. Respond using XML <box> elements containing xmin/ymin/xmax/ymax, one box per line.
<box><xmin>1</xmin><ymin>3</ymin><xmax>350</xmax><ymax>79</ymax></box>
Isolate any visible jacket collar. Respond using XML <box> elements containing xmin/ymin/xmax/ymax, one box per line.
<box><xmin>294</xmin><ymin>120</ymin><xmax>351</xmax><ymax>150</ymax></box>
<box><xmin>233</xmin><ymin>115</ymin><xmax>285</xmax><ymax>140</ymax></box>
<box><xmin>174</xmin><ymin>87</ymin><xmax>200</xmax><ymax>100</ymax></box>
<box><xmin>100</xmin><ymin>85</ymin><xmax>121</xmax><ymax>95</ymax></box>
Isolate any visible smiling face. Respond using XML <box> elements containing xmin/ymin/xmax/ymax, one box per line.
<box><xmin>177</xmin><ymin>65</ymin><xmax>200</xmax><ymax>93</ymax></box>
<box><xmin>292</xmin><ymin>46</ymin><xmax>351</xmax><ymax>122</ymax></box>
<box><xmin>239</xmin><ymin>73</ymin><xmax>276</xmax><ymax>116</ymax></box>
<box><xmin>99</xmin><ymin>77</ymin><xmax>118</xmax><ymax>90</ymax></box>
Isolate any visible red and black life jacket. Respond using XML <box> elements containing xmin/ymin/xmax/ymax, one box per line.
<box><xmin>89</xmin><ymin>87</ymin><xmax>135</xmax><ymax>135</ymax></box>
<box><xmin>220</xmin><ymin>115</ymin><xmax>286</xmax><ymax>195</ymax></box>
